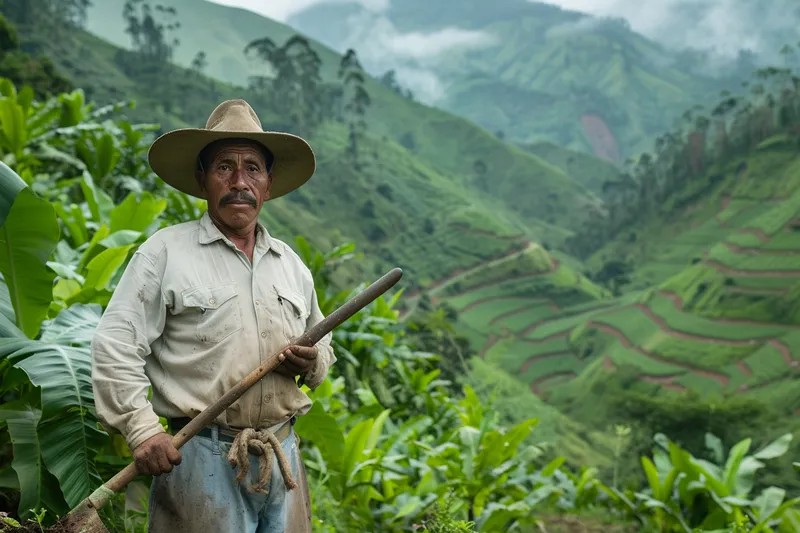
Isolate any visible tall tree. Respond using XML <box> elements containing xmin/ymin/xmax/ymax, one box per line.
<box><xmin>338</xmin><ymin>48</ymin><xmax>371</xmax><ymax>166</ymax></box>
<box><xmin>2</xmin><ymin>0</ymin><xmax>91</xmax><ymax>34</ymax></box>
<box><xmin>244</xmin><ymin>34</ymin><xmax>327</xmax><ymax>136</ymax></box>
<box><xmin>190</xmin><ymin>50</ymin><xmax>207</xmax><ymax>78</ymax></box>
<box><xmin>122</xmin><ymin>0</ymin><xmax>180</xmax><ymax>66</ymax></box>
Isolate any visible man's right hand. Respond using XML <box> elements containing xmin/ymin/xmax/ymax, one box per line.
<box><xmin>133</xmin><ymin>432</ymin><xmax>182</xmax><ymax>476</ymax></box>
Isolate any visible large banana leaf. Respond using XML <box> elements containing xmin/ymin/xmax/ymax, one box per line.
<box><xmin>0</xmin><ymin>185</ymin><xmax>60</xmax><ymax>339</ymax></box>
<box><xmin>39</xmin><ymin>303</ymin><xmax>101</xmax><ymax>346</ymax></box>
<box><xmin>0</xmin><ymin>401</ymin><xmax>69</xmax><ymax>518</ymax></box>
<box><xmin>294</xmin><ymin>400</ymin><xmax>345</xmax><ymax>472</ymax></box>
<box><xmin>0</xmin><ymin>160</ymin><xmax>26</xmax><ymax>226</ymax></box>
<box><xmin>0</xmin><ymin>273</ymin><xmax>22</xmax><ymax>338</ymax></box>
<box><xmin>0</xmin><ymin>302</ymin><xmax>107</xmax><ymax>508</ymax></box>
<box><xmin>109</xmin><ymin>191</ymin><xmax>167</xmax><ymax>233</ymax></box>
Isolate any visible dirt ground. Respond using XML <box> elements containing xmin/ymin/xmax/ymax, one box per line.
<box><xmin>533</xmin><ymin>513</ymin><xmax>642</xmax><ymax>533</ymax></box>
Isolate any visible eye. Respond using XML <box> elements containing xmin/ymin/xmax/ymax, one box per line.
<box><xmin>248</xmin><ymin>165</ymin><xmax>260</xmax><ymax>173</ymax></box>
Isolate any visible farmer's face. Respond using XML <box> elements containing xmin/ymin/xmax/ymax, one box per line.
<box><xmin>197</xmin><ymin>141</ymin><xmax>273</xmax><ymax>234</ymax></box>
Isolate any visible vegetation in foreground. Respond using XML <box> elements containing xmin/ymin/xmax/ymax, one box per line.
<box><xmin>0</xmin><ymin>2</ymin><xmax>798</xmax><ymax>532</ymax></box>
<box><xmin>0</xmin><ymin>70</ymin><xmax>799</xmax><ymax>533</ymax></box>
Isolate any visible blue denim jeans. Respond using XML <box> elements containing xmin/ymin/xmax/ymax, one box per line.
<box><xmin>147</xmin><ymin>426</ymin><xmax>312</xmax><ymax>533</ymax></box>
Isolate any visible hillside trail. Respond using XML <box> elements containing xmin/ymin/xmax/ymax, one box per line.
<box><xmin>410</xmin><ymin>241</ymin><xmax>534</xmax><ymax>298</ymax></box>
<box><xmin>400</xmin><ymin>240</ymin><xmax>536</xmax><ymax>318</ymax></box>
<box><xmin>451</xmin><ymin>224</ymin><xmax>522</xmax><ymax>241</ymax></box>
<box><xmin>444</xmin><ymin>258</ymin><xmax>559</xmax><ymax>301</ymax></box>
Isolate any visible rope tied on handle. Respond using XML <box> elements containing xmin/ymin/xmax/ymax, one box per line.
<box><xmin>227</xmin><ymin>428</ymin><xmax>297</xmax><ymax>494</ymax></box>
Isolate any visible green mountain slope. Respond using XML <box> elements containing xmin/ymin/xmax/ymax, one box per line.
<box><xmin>22</xmin><ymin>8</ymin><xmax>608</xmax><ymax>295</ymax></box>
<box><xmin>287</xmin><ymin>0</ymin><xmax>748</xmax><ymax>161</ymax></box>
<box><xmin>82</xmin><ymin>0</ymin><xmax>610</xmax><ymax>242</ymax></box>
<box><xmin>419</xmin><ymin>131</ymin><xmax>800</xmax><ymax>491</ymax></box>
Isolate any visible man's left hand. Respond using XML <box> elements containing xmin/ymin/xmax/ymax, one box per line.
<box><xmin>275</xmin><ymin>345</ymin><xmax>318</xmax><ymax>378</ymax></box>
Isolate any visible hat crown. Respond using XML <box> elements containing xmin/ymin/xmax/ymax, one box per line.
<box><xmin>205</xmin><ymin>99</ymin><xmax>263</xmax><ymax>133</ymax></box>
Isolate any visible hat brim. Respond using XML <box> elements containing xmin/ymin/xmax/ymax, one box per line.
<box><xmin>147</xmin><ymin>128</ymin><xmax>316</xmax><ymax>200</ymax></box>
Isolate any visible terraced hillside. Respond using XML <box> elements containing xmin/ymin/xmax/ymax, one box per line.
<box><xmin>430</xmin><ymin>134</ymin><xmax>800</xmax><ymax>424</ymax></box>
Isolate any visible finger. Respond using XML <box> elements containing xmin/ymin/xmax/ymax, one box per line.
<box><xmin>135</xmin><ymin>457</ymin><xmax>149</xmax><ymax>476</ymax></box>
<box><xmin>290</xmin><ymin>345</ymin><xmax>317</xmax><ymax>360</ymax></box>
<box><xmin>146</xmin><ymin>455</ymin><xmax>161</xmax><ymax>476</ymax></box>
<box><xmin>286</xmin><ymin>359</ymin><xmax>312</xmax><ymax>375</ymax></box>
<box><xmin>275</xmin><ymin>365</ymin><xmax>295</xmax><ymax>377</ymax></box>
<box><xmin>282</xmin><ymin>359</ymin><xmax>305</xmax><ymax>374</ymax></box>
<box><xmin>156</xmin><ymin>449</ymin><xmax>173</xmax><ymax>474</ymax></box>
<box><xmin>166</xmin><ymin>446</ymin><xmax>182</xmax><ymax>466</ymax></box>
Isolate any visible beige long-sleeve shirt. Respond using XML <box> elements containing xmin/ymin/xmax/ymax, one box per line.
<box><xmin>91</xmin><ymin>211</ymin><xmax>336</xmax><ymax>451</ymax></box>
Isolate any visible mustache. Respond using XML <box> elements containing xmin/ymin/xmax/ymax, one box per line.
<box><xmin>220</xmin><ymin>191</ymin><xmax>257</xmax><ymax>207</ymax></box>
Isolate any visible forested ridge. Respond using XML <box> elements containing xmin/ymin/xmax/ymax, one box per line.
<box><xmin>0</xmin><ymin>1</ymin><xmax>800</xmax><ymax>532</ymax></box>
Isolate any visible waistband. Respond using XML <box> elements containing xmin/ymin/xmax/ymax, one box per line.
<box><xmin>168</xmin><ymin>416</ymin><xmax>295</xmax><ymax>444</ymax></box>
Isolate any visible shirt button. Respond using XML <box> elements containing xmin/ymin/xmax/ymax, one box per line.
<box><xmin>209</xmin><ymin>298</ymin><xmax>216</xmax><ymax>305</ymax></box>
<box><xmin>255</xmin><ymin>300</ymin><xmax>261</xmax><ymax>305</ymax></box>
<box><xmin>263</xmin><ymin>395</ymin><xmax>272</xmax><ymax>403</ymax></box>
<box><xmin>261</xmin><ymin>331</ymin><xmax>267</xmax><ymax>338</ymax></box>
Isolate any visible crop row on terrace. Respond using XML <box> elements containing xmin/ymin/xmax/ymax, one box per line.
<box><xmin>479</xmin><ymin>279</ymin><xmax>800</xmax><ymax>399</ymax></box>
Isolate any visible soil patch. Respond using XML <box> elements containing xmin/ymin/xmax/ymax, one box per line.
<box><xmin>535</xmin><ymin>513</ymin><xmax>640</xmax><ymax>533</ymax></box>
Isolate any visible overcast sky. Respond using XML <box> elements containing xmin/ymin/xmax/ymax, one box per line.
<box><xmin>209</xmin><ymin>0</ymin><xmax>639</xmax><ymax>22</ymax></box>
<box><xmin>207</xmin><ymin>0</ymin><xmax>795</xmax><ymax>102</ymax></box>
<box><xmin>209</xmin><ymin>0</ymin><xmax>790</xmax><ymax>58</ymax></box>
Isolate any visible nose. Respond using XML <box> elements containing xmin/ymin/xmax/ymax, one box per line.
<box><xmin>229</xmin><ymin>167</ymin><xmax>248</xmax><ymax>190</ymax></box>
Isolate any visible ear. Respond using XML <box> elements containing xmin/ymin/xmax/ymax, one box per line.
<box><xmin>264</xmin><ymin>172</ymin><xmax>273</xmax><ymax>200</ymax></box>
<box><xmin>195</xmin><ymin>170</ymin><xmax>209</xmax><ymax>199</ymax></box>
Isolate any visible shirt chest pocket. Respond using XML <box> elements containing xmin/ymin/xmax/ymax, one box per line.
<box><xmin>181</xmin><ymin>283</ymin><xmax>243</xmax><ymax>344</ymax></box>
<box><xmin>273</xmin><ymin>284</ymin><xmax>309</xmax><ymax>342</ymax></box>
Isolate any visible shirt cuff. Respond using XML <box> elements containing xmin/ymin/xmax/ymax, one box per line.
<box><xmin>302</xmin><ymin>344</ymin><xmax>335</xmax><ymax>390</ymax></box>
<box><xmin>124</xmin><ymin>407</ymin><xmax>167</xmax><ymax>451</ymax></box>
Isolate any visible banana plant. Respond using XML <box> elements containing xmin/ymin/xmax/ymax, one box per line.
<box><xmin>0</xmin><ymin>162</ymin><xmax>59</xmax><ymax>339</ymax></box>
<box><xmin>629</xmin><ymin>432</ymin><xmax>798</xmax><ymax>532</ymax></box>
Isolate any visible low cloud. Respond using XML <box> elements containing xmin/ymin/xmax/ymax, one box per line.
<box><xmin>209</xmin><ymin>0</ymin><xmax>388</xmax><ymax>21</ymax></box>
<box><xmin>544</xmin><ymin>15</ymin><xmax>608</xmax><ymax>40</ymax></box>
<box><xmin>211</xmin><ymin>0</ymin><xmax>495</xmax><ymax>103</ymax></box>
<box><xmin>541</xmin><ymin>0</ymin><xmax>800</xmax><ymax>62</ymax></box>
<box><xmin>331</xmin><ymin>10</ymin><xmax>496</xmax><ymax>102</ymax></box>
<box><xmin>382</xmin><ymin>27</ymin><xmax>496</xmax><ymax>60</ymax></box>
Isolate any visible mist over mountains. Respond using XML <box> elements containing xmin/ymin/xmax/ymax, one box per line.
<box><xmin>282</xmin><ymin>0</ymin><xmax>797</xmax><ymax>106</ymax></box>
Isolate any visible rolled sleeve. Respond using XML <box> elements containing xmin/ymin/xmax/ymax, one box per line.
<box><xmin>302</xmin><ymin>287</ymin><xmax>336</xmax><ymax>390</ymax></box>
<box><xmin>91</xmin><ymin>245</ymin><xmax>168</xmax><ymax>451</ymax></box>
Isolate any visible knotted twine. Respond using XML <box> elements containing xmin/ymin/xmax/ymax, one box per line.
<box><xmin>227</xmin><ymin>428</ymin><xmax>298</xmax><ymax>494</ymax></box>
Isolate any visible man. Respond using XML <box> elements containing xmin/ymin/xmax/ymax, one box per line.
<box><xmin>91</xmin><ymin>99</ymin><xmax>335</xmax><ymax>533</ymax></box>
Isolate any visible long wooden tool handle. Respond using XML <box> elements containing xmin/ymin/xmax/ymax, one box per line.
<box><xmin>88</xmin><ymin>267</ymin><xmax>403</xmax><ymax>508</ymax></box>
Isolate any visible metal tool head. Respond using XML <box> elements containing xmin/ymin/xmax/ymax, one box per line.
<box><xmin>53</xmin><ymin>497</ymin><xmax>110</xmax><ymax>533</ymax></box>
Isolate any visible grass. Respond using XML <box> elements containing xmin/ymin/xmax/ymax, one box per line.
<box><xmin>517</xmin><ymin>140</ymin><xmax>623</xmax><ymax>193</ymax></box>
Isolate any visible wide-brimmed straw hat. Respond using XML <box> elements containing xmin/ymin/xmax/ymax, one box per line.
<box><xmin>148</xmin><ymin>99</ymin><xmax>316</xmax><ymax>200</ymax></box>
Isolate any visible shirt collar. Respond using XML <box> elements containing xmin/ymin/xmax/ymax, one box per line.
<box><xmin>197</xmin><ymin>210</ymin><xmax>281</xmax><ymax>256</ymax></box>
